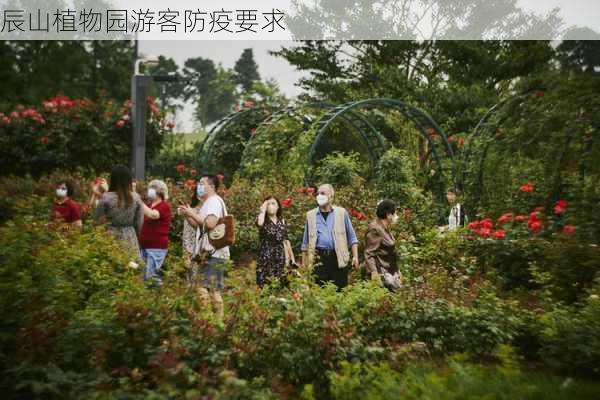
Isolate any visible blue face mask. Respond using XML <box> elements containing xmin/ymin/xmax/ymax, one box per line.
<box><xmin>196</xmin><ymin>184</ymin><xmax>205</xmax><ymax>196</ymax></box>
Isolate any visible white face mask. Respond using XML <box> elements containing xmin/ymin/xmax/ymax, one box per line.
<box><xmin>56</xmin><ymin>188</ymin><xmax>67</xmax><ymax>198</ymax></box>
<box><xmin>147</xmin><ymin>188</ymin><xmax>157</xmax><ymax>199</ymax></box>
<box><xmin>316</xmin><ymin>194</ymin><xmax>329</xmax><ymax>207</ymax></box>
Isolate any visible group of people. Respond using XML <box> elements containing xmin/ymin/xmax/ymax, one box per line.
<box><xmin>50</xmin><ymin>165</ymin><xmax>467</xmax><ymax>318</ymax></box>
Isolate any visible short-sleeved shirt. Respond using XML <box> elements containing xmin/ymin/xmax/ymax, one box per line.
<box><xmin>199</xmin><ymin>194</ymin><xmax>230</xmax><ymax>259</ymax></box>
<box><xmin>140</xmin><ymin>201</ymin><xmax>172</xmax><ymax>249</ymax></box>
<box><xmin>52</xmin><ymin>198</ymin><xmax>81</xmax><ymax>223</ymax></box>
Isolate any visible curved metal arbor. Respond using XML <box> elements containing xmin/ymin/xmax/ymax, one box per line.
<box><xmin>238</xmin><ymin>102</ymin><xmax>390</xmax><ymax>177</ymax></box>
<box><xmin>461</xmin><ymin>88</ymin><xmax>600</xmax><ymax>213</ymax></box>
<box><xmin>306</xmin><ymin>98</ymin><xmax>456</xmax><ymax>190</ymax></box>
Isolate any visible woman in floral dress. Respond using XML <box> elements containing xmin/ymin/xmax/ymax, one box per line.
<box><xmin>94</xmin><ymin>165</ymin><xmax>144</xmax><ymax>263</ymax></box>
<box><xmin>256</xmin><ymin>196</ymin><xmax>296</xmax><ymax>287</ymax></box>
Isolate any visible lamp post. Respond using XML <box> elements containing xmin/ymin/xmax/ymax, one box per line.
<box><xmin>131</xmin><ymin>57</ymin><xmax>159</xmax><ymax>181</ymax></box>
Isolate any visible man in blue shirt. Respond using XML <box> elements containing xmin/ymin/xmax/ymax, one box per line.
<box><xmin>301</xmin><ymin>184</ymin><xmax>359</xmax><ymax>289</ymax></box>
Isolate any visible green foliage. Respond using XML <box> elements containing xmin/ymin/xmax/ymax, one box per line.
<box><xmin>2</xmin><ymin>172</ymin><xmax>600</xmax><ymax>398</ymax></box>
<box><xmin>376</xmin><ymin>147</ymin><xmax>440</xmax><ymax>226</ymax></box>
<box><xmin>314</xmin><ymin>152</ymin><xmax>363</xmax><ymax>187</ymax></box>
<box><xmin>0</xmin><ymin>41</ymin><xmax>134</xmax><ymax>110</ymax></box>
<box><xmin>541</xmin><ymin>282</ymin><xmax>600</xmax><ymax>375</ymax></box>
<box><xmin>327</xmin><ymin>346</ymin><xmax>600</xmax><ymax>400</ymax></box>
<box><xmin>234</xmin><ymin>49</ymin><xmax>261</xmax><ymax>93</ymax></box>
<box><xmin>0</xmin><ymin>95</ymin><xmax>169</xmax><ymax>177</ymax></box>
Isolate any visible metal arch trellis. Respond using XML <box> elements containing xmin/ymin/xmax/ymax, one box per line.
<box><xmin>460</xmin><ymin>89</ymin><xmax>575</xmax><ymax>209</ymax></box>
<box><xmin>306</xmin><ymin>98</ymin><xmax>456</xmax><ymax>194</ymax></box>
<box><xmin>196</xmin><ymin>107</ymin><xmax>264</xmax><ymax>164</ymax></box>
<box><xmin>460</xmin><ymin>90</ymin><xmax>540</xmax><ymax>196</ymax></box>
<box><xmin>199</xmin><ymin>98</ymin><xmax>456</xmax><ymax>203</ymax></box>
<box><xmin>238</xmin><ymin>101</ymin><xmax>390</xmax><ymax>177</ymax></box>
<box><xmin>463</xmin><ymin>88</ymin><xmax>600</xmax><ymax>211</ymax></box>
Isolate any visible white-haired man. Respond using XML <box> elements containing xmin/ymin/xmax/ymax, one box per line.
<box><xmin>301</xmin><ymin>183</ymin><xmax>359</xmax><ymax>290</ymax></box>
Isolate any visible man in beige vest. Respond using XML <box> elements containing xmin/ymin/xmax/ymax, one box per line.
<box><xmin>301</xmin><ymin>184</ymin><xmax>359</xmax><ymax>289</ymax></box>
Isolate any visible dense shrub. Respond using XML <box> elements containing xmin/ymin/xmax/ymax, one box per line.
<box><xmin>1</xmin><ymin>173</ymin><xmax>599</xmax><ymax>398</ymax></box>
<box><xmin>314</xmin><ymin>151</ymin><xmax>363</xmax><ymax>188</ymax></box>
<box><xmin>0</xmin><ymin>95</ymin><xmax>170</xmax><ymax>177</ymax></box>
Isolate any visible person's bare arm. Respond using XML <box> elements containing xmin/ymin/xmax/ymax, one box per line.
<box><xmin>142</xmin><ymin>203</ymin><xmax>160</xmax><ymax>220</ymax></box>
<box><xmin>284</xmin><ymin>240</ymin><xmax>296</xmax><ymax>265</ymax></box>
<box><xmin>179</xmin><ymin>203</ymin><xmax>203</xmax><ymax>228</ymax></box>
<box><xmin>351</xmin><ymin>243</ymin><xmax>359</xmax><ymax>269</ymax></box>
<box><xmin>257</xmin><ymin>201</ymin><xmax>268</xmax><ymax>227</ymax></box>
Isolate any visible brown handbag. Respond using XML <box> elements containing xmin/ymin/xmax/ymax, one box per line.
<box><xmin>205</xmin><ymin>196</ymin><xmax>235</xmax><ymax>250</ymax></box>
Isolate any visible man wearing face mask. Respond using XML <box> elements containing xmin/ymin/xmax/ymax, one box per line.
<box><xmin>179</xmin><ymin>174</ymin><xmax>229</xmax><ymax>319</ymax></box>
<box><xmin>364</xmin><ymin>199</ymin><xmax>401</xmax><ymax>291</ymax></box>
<box><xmin>51</xmin><ymin>180</ymin><xmax>82</xmax><ymax>230</ymax></box>
<box><xmin>301</xmin><ymin>183</ymin><xmax>359</xmax><ymax>290</ymax></box>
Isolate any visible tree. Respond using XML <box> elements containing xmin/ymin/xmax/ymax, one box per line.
<box><xmin>234</xmin><ymin>48</ymin><xmax>261</xmax><ymax>92</ymax></box>
<box><xmin>0</xmin><ymin>40</ymin><xmax>134</xmax><ymax>110</ymax></box>
<box><xmin>557</xmin><ymin>34</ymin><xmax>600</xmax><ymax>76</ymax></box>
<box><xmin>146</xmin><ymin>55</ymin><xmax>185</xmax><ymax>115</ymax></box>
<box><xmin>183</xmin><ymin>57</ymin><xmax>237</xmax><ymax>127</ymax></box>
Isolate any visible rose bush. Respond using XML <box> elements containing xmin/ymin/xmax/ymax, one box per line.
<box><xmin>0</xmin><ymin>95</ymin><xmax>170</xmax><ymax>177</ymax></box>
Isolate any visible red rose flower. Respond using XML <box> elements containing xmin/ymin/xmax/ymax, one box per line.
<box><xmin>478</xmin><ymin>228</ymin><xmax>492</xmax><ymax>237</ymax></box>
<box><xmin>468</xmin><ymin>221</ymin><xmax>480</xmax><ymax>230</ymax></box>
<box><xmin>306</xmin><ymin>187</ymin><xmax>316</xmax><ymax>195</ymax></box>
<box><xmin>515</xmin><ymin>215</ymin><xmax>526</xmax><ymax>222</ymax></box>
<box><xmin>40</xmin><ymin>135</ymin><xmax>49</xmax><ymax>144</ymax></box>
<box><xmin>497</xmin><ymin>213</ymin><xmax>513</xmax><ymax>225</ymax></box>
<box><xmin>176</xmin><ymin>164</ymin><xmax>185</xmax><ymax>174</ymax></box>
<box><xmin>190</xmin><ymin>168</ymin><xmax>197</xmax><ymax>176</ymax></box>
<box><xmin>554</xmin><ymin>205</ymin><xmax>566</xmax><ymax>215</ymax></box>
<box><xmin>480</xmin><ymin>218</ymin><xmax>493</xmax><ymax>229</ymax></box>
<box><xmin>184</xmin><ymin>179</ymin><xmax>196</xmax><ymax>190</ymax></box>
<box><xmin>296</xmin><ymin>187</ymin><xmax>307</xmax><ymax>194</ymax></box>
<box><xmin>116</xmin><ymin>119</ymin><xmax>125</xmax><ymax>128</ymax></box>
<box><xmin>528</xmin><ymin>220</ymin><xmax>542</xmax><ymax>232</ymax></box>
<box><xmin>281</xmin><ymin>198</ymin><xmax>293</xmax><ymax>208</ymax></box>
<box><xmin>556</xmin><ymin>200</ymin><xmax>567</xmax><ymax>208</ymax></box>
<box><xmin>492</xmin><ymin>229</ymin><xmax>506</xmax><ymax>240</ymax></box>
<box><xmin>562</xmin><ymin>225</ymin><xmax>576</xmax><ymax>235</ymax></box>
<box><xmin>519</xmin><ymin>182</ymin><xmax>534</xmax><ymax>193</ymax></box>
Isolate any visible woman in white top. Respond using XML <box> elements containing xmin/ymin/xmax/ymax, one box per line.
<box><xmin>446</xmin><ymin>188</ymin><xmax>467</xmax><ymax>231</ymax></box>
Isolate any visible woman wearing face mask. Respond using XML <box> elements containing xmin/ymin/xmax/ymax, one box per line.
<box><xmin>255</xmin><ymin>196</ymin><xmax>296</xmax><ymax>287</ymax></box>
<box><xmin>139</xmin><ymin>180</ymin><xmax>172</xmax><ymax>287</ymax></box>
<box><xmin>94</xmin><ymin>165</ymin><xmax>144</xmax><ymax>263</ymax></box>
<box><xmin>364</xmin><ymin>199</ymin><xmax>401</xmax><ymax>291</ymax></box>
<box><xmin>51</xmin><ymin>180</ymin><xmax>82</xmax><ymax>230</ymax></box>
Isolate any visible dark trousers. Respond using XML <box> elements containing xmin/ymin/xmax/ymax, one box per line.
<box><xmin>313</xmin><ymin>249</ymin><xmax>348</xmax><ymax>290</ymax></box>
